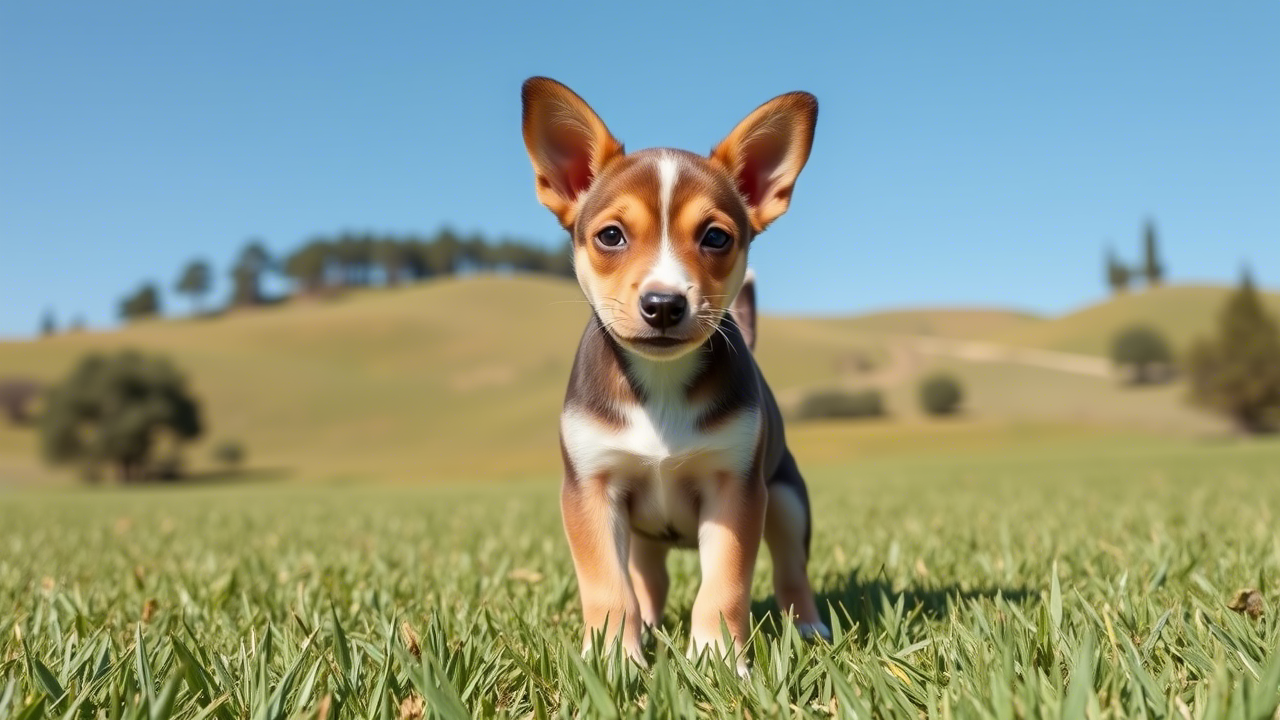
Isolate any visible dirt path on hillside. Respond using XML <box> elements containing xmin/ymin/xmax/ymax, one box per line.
<box><xmin>895</xmin><ymin>335</ymin><xmax>1115</xmax><ymax>379</ymax></box>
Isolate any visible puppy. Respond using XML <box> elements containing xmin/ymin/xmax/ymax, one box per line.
<box><xmin>521</xmin><ymin>77</ymin><xmax>826</xmax><ymax>668</ymax></box>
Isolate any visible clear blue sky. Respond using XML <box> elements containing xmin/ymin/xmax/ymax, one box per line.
<box><xmin>2</xmin><ymin>1</ymin><xmax>1277</xmax><ymax>337</ymax></box>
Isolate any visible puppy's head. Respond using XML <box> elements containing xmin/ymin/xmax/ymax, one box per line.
<box><xmin>522</xmin><ymin>77</ymin><xmax>817</xmax><ymax>359</ymax></box>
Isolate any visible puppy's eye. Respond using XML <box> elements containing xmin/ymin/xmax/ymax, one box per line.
<box><xmin>701</xmin><ymin>227</ymin><xmax>732</xmax><ymax>250</ymax></box>
<box><xmin>595</xmin><ymin>226</ymin><xmax>626</xmax><ymax>249</ymax></box>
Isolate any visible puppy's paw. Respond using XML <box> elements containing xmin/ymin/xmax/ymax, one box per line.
<box><xmin>797</xmin><ymin>621</ymin><xmax>832</xmax><ymax>642</ymax></box>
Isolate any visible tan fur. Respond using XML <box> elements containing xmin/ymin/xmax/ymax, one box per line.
<box><xmin>560</xmin><ymin>474</ymin><xmax>644</xmax><ymax>662</ymax></box>
<box><xmin>689</xmin><ymin>470</ymin><xmax>767</xmax><ymax>665</ymax></box>
<box><xmin>572</xmin><ymin>149</ymin><xmax>749</xmax><ymax>358</ymax></box>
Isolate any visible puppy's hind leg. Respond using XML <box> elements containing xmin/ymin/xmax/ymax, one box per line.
<box><xmin>764</xmin><ymin>451</ymin><xmax>829</xmax><ymax>640</ymax></box>
<box><xmin>628</xmin><ymin>534</ymin><xmax>670</xmax><ymax>632</ymax></box>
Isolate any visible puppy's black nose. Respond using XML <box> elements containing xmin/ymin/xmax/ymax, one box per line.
<box><xmin>639</xmin><ymin>292</ymin><xmax>687</xmax><ymax>330</ymax></box>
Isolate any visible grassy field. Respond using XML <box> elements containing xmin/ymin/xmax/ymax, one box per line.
<box><xmin>3</xmin><ymin>436</ymin><xmax>1279</xmax><ymax>718</ymax></box>
<box><xmin>1</xmin><ymin>276</ymin><xmax>1260</xmax><ymax>484</ymax></box>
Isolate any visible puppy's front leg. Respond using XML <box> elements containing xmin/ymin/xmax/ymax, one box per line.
<box><xmin>560</xmin><ymin>475</ymin><xmax>645</xmax><ymax>664</ymax></box>
<box><xmin>690</xmin><ymin>472</ymin><xmax>767</xmax><ymax>669</ymax></box>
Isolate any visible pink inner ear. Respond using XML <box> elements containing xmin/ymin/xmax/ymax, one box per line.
<box><xmin>561</xmin><ymin>148</ymin><xmax>593</xmax><ymax>199</ymax></box>
<box><xmin>737</xmin><ymin>154</ymin><xmax>765</xmax><ymax>208</ymax></box>
<box><xmin>548</xmin><ymin>126</ymin><xmax>595</xmax><ymax>200</ymax></box>
<box><xmin>735</xmin><ymin>134</ymin><xmax>786</xmax><ymax>208</ymax></box>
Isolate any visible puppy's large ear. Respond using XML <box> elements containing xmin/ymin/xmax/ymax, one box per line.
<box><xmin>522</xmin><ymin>77</ymin><xmax>624</xmax><ymax>228</ymax></box>
<box><xmin>711</xmin><ymin>92</ymin><xmax>817</xmax><ymax>233</ymax></box>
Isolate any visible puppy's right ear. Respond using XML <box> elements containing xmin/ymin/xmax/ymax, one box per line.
<box><xmin>522</xmin><ymin>77</ymin><xmax>623</xmax><ymax>228</ymax></box>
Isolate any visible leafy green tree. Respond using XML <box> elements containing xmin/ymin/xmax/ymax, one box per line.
<box><xmin>544</xmin><ymin>239</ymin><xmax>575</xmax><ymax>277</ymax></box>
<box><xmin>459</xmin><ymin>233</ymin><xmax>490</xmax><ymax>271</ymax></box>
<box><xmin>1111</xmin><ymin>325</ymin><xmax>1173</xmax><ymax>384</ymax></box>
<box><xmin>919</xmin><ymin>374</ymin><xmax>964</xmax><ymax>415</ymax></box>
<box><xmin>40</xmin><ymin>350</ymin><xmax>203</xmax><ymax>481</ymax></box>
<box><xmin>373</xmin><ymin>239</ymin><xmax>408</xmax><ymax>284</ymax></box>
<box><xmin>284</xmin><ymin>241</ymin><xmax>331</xmax><ymax>293</ymax></box>
<box><xmin>400</xmin><ymin>238</ymin><xmax>430</xmax><ymax>281</ymax></box>
<box><xmin>1187</xmin><ymin>272</ymin><xmax>1280</xmax><ymax>432</ymax></box>
<box><xmin>1142</xmin><ymin>219</ymin><xmax>1164</xmax><ymax>286</ymax></box>
<box><xmin>176</xmin><ymin>259</ymin><xmax>212</xmax><ymax>313</ymax></box>
<box><xmin>119</xmin><ymin>283</ymin><xmax>161</xmax><ymax>321</ymax></box>
<box><xmin>231</xmin><ymin>240</ymin><xmax>273</xmax><ymax>306</ymax></box>
<box><xmin>426</xmin><ymin>229</ymin><xmax>462</xmax><ymax>275</ymax></box>
<box><xmin>40</xmin><ymin>309</ymin><xmax>56</xmax><ymax>337</ymax></box>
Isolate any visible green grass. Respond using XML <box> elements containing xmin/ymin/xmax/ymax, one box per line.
<box><xmin>4</xmin><ymin>438</ymin><xmax>1279</xmax><ymax>718</ymax></box>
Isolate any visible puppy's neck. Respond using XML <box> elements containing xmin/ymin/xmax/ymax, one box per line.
<box><xmin>619</xmin><ymin>341</ymin><xmax>707</xmax><ymax>403</ymax></box>
<box><xmin>584</xmin><ymin>308</ymin><xmax>709</xmax><ymax>402</ymax></box>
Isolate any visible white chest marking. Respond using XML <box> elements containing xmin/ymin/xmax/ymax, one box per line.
<box><xmin>561</xmin><ymin>401</ymin><xmax>760</xmax><ymax>485</ymax></box>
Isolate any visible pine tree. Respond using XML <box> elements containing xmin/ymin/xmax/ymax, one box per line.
<box><xmin>40</xmin><ymin>309</ymin><xmax>57</xmax><ymax>337</ymax></box>
<box><xmin>231</xmin><ymin>241</ymin><xmax>272</xmax><ymax>306</ymax></box>
<box><xmin>1187</xmin><ymin>270</ymin><xmax>1280</xmax><ymax>432</ymax></box>
<box><xmin>176</xmin><ymin>259</ymin><xmax>212</xmax><ymax>313</ymax></box>
<box><xmin>119</xmin><ymin>283</ymin><xmax>161</xmax><ymax>321</ymax></box>
<box><xmin>1106</xmin><ymin>245</ymin><xmax>1131</xmax><ymax>295</ymax></box>
<box><xmin>1142</xmin><ymin>219</ymin><xmax>1164</xmax><ymax>286</ymax></box>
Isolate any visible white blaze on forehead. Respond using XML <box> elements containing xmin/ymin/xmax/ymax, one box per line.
<box><xmin>643</xmin><ymin>153</ymin><xmax>692</xmax><ymax>291</ymax></box>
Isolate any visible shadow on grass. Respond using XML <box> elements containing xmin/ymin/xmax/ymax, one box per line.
<box><xmin>749</xmin><ymin>568</ymin><xmax>1035</xmax><ymax>641</ymax></box>
<box><xmin>149</xmin><ymin>466</ymin><xmax>294</xmax><ymax>488</ymax></box>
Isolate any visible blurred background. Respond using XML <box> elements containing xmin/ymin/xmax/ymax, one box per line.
<box><xmin>2</xmin><ymin>0</ymin><xmax>1278</xmax><ymax>486</ymax></box>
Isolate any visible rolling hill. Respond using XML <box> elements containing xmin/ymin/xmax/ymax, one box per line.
<box><xmin>1</xmin><ymin>276</ymin><xmax>1260</xmax><ymax>483</ymax></box>
<box><xmin>993</xmin><ymin>285</ymin><xmax>1280</xmax><ymax>356</ymax></box>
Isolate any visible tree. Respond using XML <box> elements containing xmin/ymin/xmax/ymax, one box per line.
<box><xmin>40</xmin><ymin>309</ymin><xmax>56</xmax><ymax>337</ymax></box>
<box><xmin>460</xmin><ymin>233</ymin><xmax>490</xmax><ymax>271</ymax></box>
<box><xmin>541</xmin><ymin>239</ymin><xmax>575</xmax><ymax>277</ymax></box>
<box><xmin>119</xmin><ymin>283</ymin><xmax>161</xmax><ymax>321</ymax></box>
<box><xmin>1142</xmin><ymin>219</ymin><xmax>1164</xmax><ymax>287</ymax></box>
<box><xmin>1187</xmin><ymin>271</ymin><xmax>1280</xmax><ymax>433</ymax></box>
<box><xmin>426</xmin><ymin>228</ymin><xmax>462</xmax><ymax>275</ymax></box>
<box><xmin>284</xmin><ymin>241</ymin><xmax>331</xmax><ymax>294</ymax></box>
<box><xmin>919</xmin><ymin>374</ymin><xmax>964</xmax><ymax>415</ymax></box>
<box><xmin>231</xmin><ymin>240</ymin><xmax>272</xmax><ymax>307</ymax></box>
<box><xmin>176</xmin><ymin>259</ymin><xmax>212</xmax><ymax>313</ymax></box>
<box><xmin>373</xmin><ymin>239</ymin><xmax>408</xmax><ymax>285</ymax></box>
<box><xmin>1106</xmin><ymin>245</ymin><xmax>1131</xmax><ymax>295</ymax></box>
<box><xmin>40</xmin><ymin>350</ymin><xmax>203</xmax><ymax>481</ymax></box>
<box><xmin>1111</xmin><ymin>325</ymin><xmax>1173</xmax><ymax>384</ymax></box>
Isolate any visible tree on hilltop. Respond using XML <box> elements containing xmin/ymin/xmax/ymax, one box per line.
<box><xmin>176</xmin><ymin>259</ymin><xmax>212</xmax><ymax>313</ymax></box>
<box><xmin>119</xmin><ymin>283</ymin><xmax>161</xmax><ymax>321</ymax></box>
<box><xmin>1142</xmin><ymin>219</ymin><xmax>1164</xmax><ymax>287</ymax></box>
<box><xmin>231</xmin><ymin>240</ymin><xmax>273</xmax><ymax>307</ymax></box>
<box><xmin>1106</xmin><ymin>245</ymin><xmax>1131</xmax><ymax>295</ymax></box>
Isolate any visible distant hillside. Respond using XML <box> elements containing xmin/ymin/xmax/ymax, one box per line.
<box><xmin>0</xmin><ymin>276</ymin><xmax>1237</xmax><ymax>483</ymax></box>
<box><xmin>994</xmin><ymin>285</ymin><xmax>1280</xmax><ymax>357</ymax></box>
<box><xmin>814</xmin><ymin>308</ymin><xmax>1044</xmax><ymax>341</ymax></box>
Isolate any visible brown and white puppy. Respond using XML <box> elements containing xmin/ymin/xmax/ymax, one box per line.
<box><xmin>521</xmin><ymin>77</ymin><xmax>826</xmax><ymax>669</ymax></box>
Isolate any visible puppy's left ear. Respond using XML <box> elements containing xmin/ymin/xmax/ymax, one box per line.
<box><xmin>711</xmin><ymin>92</ymin><xmax>818</xmax><ymax>233</ymax></box>
<box><xmin>522</xmin><ymin>77</ymin><xmax>624</xmax><ymax>229</ymax></box>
